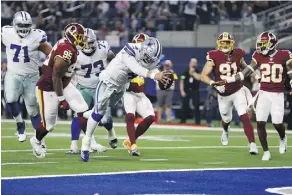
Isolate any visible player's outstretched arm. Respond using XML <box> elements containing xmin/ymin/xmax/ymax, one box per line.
<box><xmin>52</xmin><ymin>56</ymin><xmax>69</xmax><ymax>97</ymax></box>
<box><xmin>39</xmin><ymin>41</ymin><xmax>53</xmax><ymax>56</ymax></box>
<box><xmin>200</xmin><ymin>60</ymin><xmax>215</xmax><ymax>85</ymax></box>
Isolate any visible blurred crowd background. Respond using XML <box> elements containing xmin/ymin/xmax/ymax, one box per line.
<box><xmin>1</xmin><ymin>1</ymin><xmax>292</xmax><ymax>128</ymax></box>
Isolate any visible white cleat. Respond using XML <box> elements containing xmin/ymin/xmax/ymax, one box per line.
<box><xmin>262</xmin><ymin>151</ymin><xmax>271</xmax><ymax>161</ymax></box>
<box><xmin>18</xmin><ymin>131</ymin><xmax>27</xmax><ymax>142</ymax></box>
<box><xmin>249</xmin><ymin>142</ymin><xmax>258</xmax><ymax>155</ymax></box>
<box><xmin>279</xmin><ymin>135</ymin><xmax>287</xmax><ymax>154</ymax></box>
<box><xmin>90</xmin><ymin>143</ymin><xmax>107</xmax><ymax>153</ymax></box>
<box><xmin>221</xmin><ymin>127</ymin><xmax>229</xmax><ymax>146</ymax></box>
<box><xmin>30</xmin><ymin>136</ymin><xmax>45</xmax><ymax>158</ymax></box>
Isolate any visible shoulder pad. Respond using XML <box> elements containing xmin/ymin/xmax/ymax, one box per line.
<box><xmin>206</xmin><ymin>50</ymin><xmax>218</xmax><ymax>61</ymax></box>
<box><xmin>32</xmin><ymin>29</ymin><xmax>47</xmax><ymax>43</ymax></box>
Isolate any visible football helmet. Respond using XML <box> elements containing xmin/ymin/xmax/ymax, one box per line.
<box><xmin>13</xmin><ymin>11</ymin><xmax>32</xmax><ymax>38</ymax></box>
<box><xmin>140</xmin><ymin>37</ymin><xmax>162</xmax><ymax>68</ymax></box>
<box><xmin>216</xmin><ymin>32</ymin><xmax>235</xmax><ymax>53</ymax></box>
<box><xmin>82</xmin><ymin>28</ymin><xmax>97</xmax><ymax>55</ymax></box>
<box><xmin>64</xmin><ymin>23</ymin><xmax>86</xmax><ymax>49</ymax></box>
<box><xmin>132</xmin><ymin>33</ymin><xmax>149</xmax><ymax>43</ymax></box>
<box><xmin>256</xmin><ymin>31</ymin><xmax>277</xmax><ymax>55</ymax></box>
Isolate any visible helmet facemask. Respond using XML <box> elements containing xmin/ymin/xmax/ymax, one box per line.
<box><xmin>256</xmin><ymin>39</ymin><xmax>271</xmax><ymax>55</ymax></box>
<box><xmin>217</xmin><ymin>40</ymin><xmax>234</xmax><ymax>53</ymax></box>
<box><xmin>82</xmin><ymin>37</ymin><xmax>97</xmax><ymax>55</ymax></box>
<box><xmin>13</xmin><ymin>11</ymin><xmax>33</xmax><ymax>38</ymax></box>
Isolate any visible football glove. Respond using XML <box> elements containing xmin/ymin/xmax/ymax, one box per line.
<box><xmin>58</xmin><ymin>96</ymin><xmax>70</xmax><ymax>110</ymax></box>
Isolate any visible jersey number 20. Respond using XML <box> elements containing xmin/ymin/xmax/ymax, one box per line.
<box><xmin>10</xmin><ymin>44</ymin><xmax>30</xmax><ymax>63</ymax></box>
<box><xmin>260</xmin><ymin>63</ymin><xmax>283</xmax><ymax>83</ymax></box>
<box><xmin>81</xmin><ymin>60</ymin><xmax>104</xmax><ymax>78</ymax></box>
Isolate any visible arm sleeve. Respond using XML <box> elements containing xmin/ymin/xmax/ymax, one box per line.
<box><xmin>38</xmin><ymin>30</ymin><xmax>48</xmax><ymax>43</ymax></box>
<box><xmin>123</xmin><ymin>54</ymin><xmax>148</xmax><ymax>78</ymax></box>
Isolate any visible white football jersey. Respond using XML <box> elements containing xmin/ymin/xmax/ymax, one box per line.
<box><xmin>99</xmin><ymin>43</ymin><xmax>159</xmax><ymax>87</ymax></box>
<box><xmin>1</xmin><ymin>26</ymin><xmax>47</xmax><ymax>75</ymax></box>
<box><xmin>72</xmin><ymin>40</ymin><xmax>110</xmax><ymax>88</ymax></box>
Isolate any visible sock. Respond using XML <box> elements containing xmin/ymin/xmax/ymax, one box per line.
<box><xmin>257</xmin><ymin>122</ymin><xmax>269</xmax><ymax>151</ymax></box>
<box><xmin>71</xmin><ymin>117</ymin><xmax>81</xmax><ymax>140</ymax></box>
<box><xmin>85</xmin><ymin>113</ymin><xmax>101</xmax><ymax>137</ymax></box>
<box><xmin>240</xmin><ymin>113</ymin><xmax>255</xmax><ymax>143</ymax></box>
<box><xmin>126</xmin><ymin>113</ymin><xmax>136</xmax><ymax>144</ymax></box>
<box><xmin>70</xmin><ymin>140</ymin><xmax>78</xmax><ymax>150</ymax></box>
<box><xmin>135</xmin><ymin>115</ymin><xmax>154</xmax><ymax>139</ymax></box>
<box><xmin>36</xmin><ymin>125</ymin><xmax>49</xmax><ymax>142</ymax></box>
<box><xmin>273</xmin><ymin>123</ymin><xmax>286</xmax><ymax>139</ymax></box>
<box><xmin>77</xmin><ymin>113</ymin><xmax>88</xmax><ymax>133</ymax></box>
<box><xmin>30</xmin><ymin>113</ymin><xmax>41</xmax><ymax>130</ymax></box>
<box><xmin>221</xmin><ymin>120</ymin><xmax>230</xmax><ymax>132</ymax></box>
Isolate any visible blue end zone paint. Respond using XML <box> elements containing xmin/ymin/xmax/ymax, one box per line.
<box><xmin>2</xmin><ymin>169</ymin><xmax>292</xmax><ymax>195</ymax></box>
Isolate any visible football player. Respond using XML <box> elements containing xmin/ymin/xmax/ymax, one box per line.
<box><xmin>68</xmin><ymin>28</ymin><xmax>117</xmax><ymax>154</ymax></box>
<box><xmin>122</xmin><ymin>33</ymin><xmax>155</xmax><ymax>156</ymax></box>
<box><xmin>200</xmin><ymin>32</ymin><xmax>258</xmax><ymax>155</ymax></box>
<box><xmin>222</xmin><ymin>32</ymin><xmax>292</xmax><ymax>160</ymax></box>
<box><xmin>30</xmin><ymin>23</ymin><xmax>90</xmax><ymax>158</ymax></box>
<box><xmin>80</xmin><ymin>37</ymin><xmax>171</xmax><ymax>162</ymax></box>
<box><xmin>1</xmin><ymin>11</ymin><xmax>52</xmax><ymax>142</ymax></box>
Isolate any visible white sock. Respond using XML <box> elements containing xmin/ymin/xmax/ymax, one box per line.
<box><xmin>14</xmin><ymin>113</ymin><xmax>23</xmax><ymax>123</ymax></box>
<box><xmin>81</xmin><ymin>135</ymin><xmax>91</xmax><ymax>151</ymax></box>
<box><xmin>70</xmin><ymin>140</ymin><xmax>78</xmax><ymax>150</ymax></box>
<box><xmin>85</xmin><ymin>115</ymin><xmax>98</xmax><ymax>138</ymax></box>
<box><xmin>108</xmin><ymin>128</ymin><xmax>117</xmax><ymax>140</ymax></box>
<box><xmin>91</xmin><ymin>136</ymin><xmax>98</xmax><ymax>145</ymax></box>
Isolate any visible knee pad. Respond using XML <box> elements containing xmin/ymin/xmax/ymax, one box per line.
<box><xmin>91</xmin><ymin>112</ymin><xmax>103</xmax><ymax>122</ymax></box>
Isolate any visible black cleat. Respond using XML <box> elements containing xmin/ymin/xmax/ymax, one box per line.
<box><xmin>109</xmin><ymin>138</ymin><xmax>118</xmax><ymax>149</ymax></box>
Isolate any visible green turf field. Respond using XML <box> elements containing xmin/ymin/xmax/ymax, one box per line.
<box><xmin>1</xmin><ymin>121</ymin><xmax>291</xmax><ymax>178</ymax></box>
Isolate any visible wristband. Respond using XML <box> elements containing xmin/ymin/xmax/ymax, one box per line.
<box><xmin>209</xmin><ymin>80</ymin><xmax>215</xmax><ymax>86</ymax></box>
<box><xmin>149</xmin><ymin>72</ymin><xmax>156</xmax><ymax>79</ymax></box>
<box><xmin>57</xmin><ymin>96</ymin><xmax>65</xmax><ymax>101</ymax></box>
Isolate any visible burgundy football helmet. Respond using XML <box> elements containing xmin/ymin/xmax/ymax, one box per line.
<box><xmin>132</xmin><ymin>33</ymin><xmax>149</xmax><ymax>43</ymax></box>
<box><xmin>64</xmin><ymin>23</ymin><xmax>86</xmax><ymax>49</ymax></box>
<box><xmin>256</xmin><ymin>31</ymin><xmax>278</xmax><ymax>55</ymax></box>
<box><xmin>216</xmin><ymin>32</ymin><xmax>235</xmax><ymax>53</ymax></box>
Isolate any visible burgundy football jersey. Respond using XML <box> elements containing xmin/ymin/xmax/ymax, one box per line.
<box><xmin>252</xmin><ymin>50</ymin><xmax>291</xmax><ymax>93</ymax></box>
<box><xmin>207</xmin><ymin>48</ymin><xmax>245</xmax><ymax>96</ymax></box>
<box><xmin>37</xmin><ymin>38</ymin><xmax>78</xmax><ymax>91</ymax></box>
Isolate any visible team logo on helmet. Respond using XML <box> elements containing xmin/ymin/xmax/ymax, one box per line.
<box><xmin>256</xmin><ymin>31</ymin><xmax>278</xmax><ymax>55</ymax></box>
<box><xmin>132</xmin><ymin>33</ymin><xmax>149</xmax><ymax>43</ymax></box>
<box><xmin>64</xmin><ymin>23</ymin><xmax>86</xmax><ymax>49</ymax></box>
<box><xmin>216</xmin><ymin>32</ymin><xmax>235</xmax><ymax>53</ymax></box>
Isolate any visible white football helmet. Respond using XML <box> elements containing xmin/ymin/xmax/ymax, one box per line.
<box><xmin>139</xmin><ymin>37</ymin><xmax>162</xmax><ymax>68</ymax></box>
<box><xmin>82</xmin><ymin>28</ymin><xmax>97</xmax><ymax>55</ymax></box>
<box><xmin>13</xmin><ymin>11</ymin><xmax>32</xmax><ymax>38</ymax></box>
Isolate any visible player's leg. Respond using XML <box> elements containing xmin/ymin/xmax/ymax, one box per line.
<box><xmin>156</xmin><ymin>90</ymin><xmax>164</xmax><ymax>122</ymax></box>
<box><xmin>123</xmin><ymin>92</ymin><xmax>137</xmax><ymax>147</ymax></box>
<box><xmin>99</xmin><ymin>106</ymin><xmax>117</xmax><ymax>149</ymax></box>
<box><xmin>165</xmin><ymin>90</ymin><xmax>174</xmax><ymax>121</ymax></box>
<box><xmin>270</xmin><ymin>93</ymin><xmax>287</xmax><ymax>154</ymax></box>
<box><xmin>31</xmin><ymin>88</ymin><xmax>59</xmax><ymax>158</ymax></box>
<box><xmin>80</xmin><ymin>81</ymin><xmax>114</xmax><ymax>162</ymax></box>
<box><xmin>217</xmin><ymin>94</ymin><xmax>233</xmax><ymax>145</ymax></box>
<box><xmin>136</xmin><ymin>94</ymin><xmax>155</xmax><ymax>140</ymax></box>
<box><xmin>233</xmin><ymin>87</ymin><xmax>257</xmax><ymax>154</ymax></box>
<box><xmin>255</xmin><ymin>91</ymin><xmax>272</xmax><ymax>160</ymax></box>
<box><xmin>4</xmin><ymin>72</ymin><xmax>26</xmax><ymax>141</ymax></box>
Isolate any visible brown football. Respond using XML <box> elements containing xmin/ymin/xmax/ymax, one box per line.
<box><xmin>158</xmin><ymin>72</ymin><xmax>174</xmax><ymax>90</ymax></box>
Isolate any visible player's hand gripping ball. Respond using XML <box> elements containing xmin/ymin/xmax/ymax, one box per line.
<box><xmin>158</xmin><ymin>71</ymin><xmax>174</xmax><ymax>90</ymax></box>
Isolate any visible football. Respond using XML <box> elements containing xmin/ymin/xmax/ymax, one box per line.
<box><xmin>158</xmin><ymin>71</ymin><xmax>174</xmax><ymax>90</ymax></box>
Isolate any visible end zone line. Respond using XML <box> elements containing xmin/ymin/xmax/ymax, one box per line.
<box><xmin>2</xmin><ymin>166</ymin><xmax>292</xmax><ymax>180</ymax></box>
<box><xmin>2</xmin><ymin>119</ymin><xmax>289</xmax><ymax>133</ymax></box>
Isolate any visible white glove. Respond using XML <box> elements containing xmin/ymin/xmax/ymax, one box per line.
<box><xmin>214</xmin><ymin>85</ymin><xmax>225</xmax><ymax>93</ymax></box>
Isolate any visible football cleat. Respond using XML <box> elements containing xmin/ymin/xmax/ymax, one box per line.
<box><xmin>130</xmin><ymin>144</ymin><xmax>140</xmax><ymax>156</ymax></box>
<box><xmin>279</xmin><ymin>135</ymin><xmax>287</xmax><ymax>154</ymax></box>
<box><xmin>262</xmin><ymin>151</ymin><xmax>271</xmax><ymax>161</ymax></box>
<box><xmin>90</xmin><ymin>143</ymin><xmax>107</xmax><ymax>153</ymax></box>
<box><xmin>109</xmin><ymin>138</ymin><xmax>118</xmax><ymax>149</ymax></box>
<box><xmin>17</xmin><ymin>121</ymin><xmax>26</xmax><ymax>142</ymax></box>
<box><xmin>66</xmin><ymin>149</ymin><xmax>80</xmax><ymax>155</ymax></box>
<box><xmin>30</xmin><ymin>136</ymin><xmax>45</xmax><ymax>158</ymax></box>
<box><xmin>221</xmin><ymin>127</ymin><xmax>230</xmax><ymax>146</ymax></box>
<box><xmin>123</xmin><ymin>139</ymin><xmax>131</xmax><ymax>151</ymax></box>
<box><xmin>41</xmin><ymin>139</ymin><xmax>47</xmax><ymax>153</ymax></box>
<box><xmin>249</xmin><ymin>142</ymin><xmax>258</xmax><ymax>155</ymax></box>
<box><xmin>81</xmin><ymin>150</ymin><xmax>89</xmax><ymax>162</ymax></box>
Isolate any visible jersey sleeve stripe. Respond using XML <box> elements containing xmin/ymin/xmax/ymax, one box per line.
<box><xmin>125</xmin><ymin>44</ymin><xmax>135</xmax><ymax>56</ymax></box>
<box><xmin>40</xmin><ymin>34</ymin><xmax>47</xmax><ymax>43</ymax></box>
<box><xmin>37</xmin><ymin>89</ymin><xmax>46</xmax><ymax>128</ymax></box>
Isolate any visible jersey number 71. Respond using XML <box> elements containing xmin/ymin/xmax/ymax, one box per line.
<box><xmin>10</xmin><ymin>44</ymin><xmax>30</xmax><ymax>63</ymax></box>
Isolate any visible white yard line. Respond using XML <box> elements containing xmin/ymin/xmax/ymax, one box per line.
<box><xmin>2</xmin><ymin>166</ymin><xmax>292</xmax><ymax>180</ymax></box>
<box><xmin>2</xmin><ymin>145</ymin><xmax>292</xmax><ymax>153</ymax></box>
<box><xmin>2</xmin><ymin>119</ymin><xmax>290</xmax><ymax>133</ymax></box>
<box><xmin>2</xmin><ymin>162</ymin><xmax>58</xmax><ymax>166</ymax></box>
<box><xmin>140</xmin><ymin>159</ymin><xmax>168</xmax><ymax>162</ymax></box>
